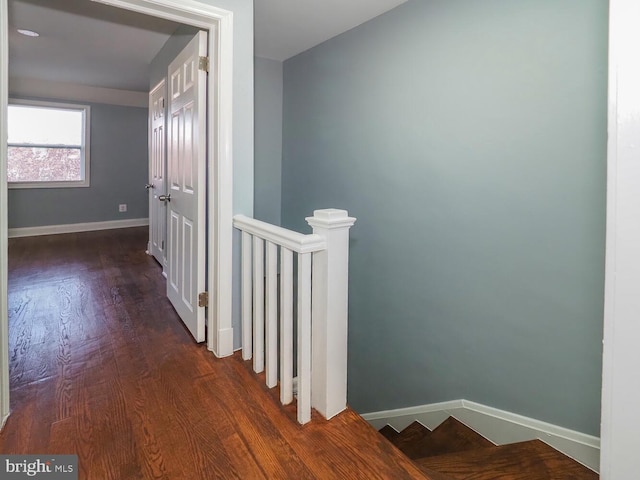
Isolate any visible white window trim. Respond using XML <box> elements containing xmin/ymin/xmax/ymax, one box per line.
<box><xmin>8</xmin><ymin>98</ymin><xmax>91</xmax><ymax>189</ymax></box>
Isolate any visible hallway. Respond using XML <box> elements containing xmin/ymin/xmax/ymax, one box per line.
<box><xmin>0</xmin><ymin>227</ymin><xmax>424</xmax><ymax>479</ymax></box>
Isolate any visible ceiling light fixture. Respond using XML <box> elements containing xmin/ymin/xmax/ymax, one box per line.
<box><xmin>17</xmin><ymin>29</ymin><xmax>40</xmax><ymax>37</ymax></box>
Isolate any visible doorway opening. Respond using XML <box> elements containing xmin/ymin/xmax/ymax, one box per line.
<box><xmin>0</xmin><ymin>0</ymin><xmax>235</xmax><ymax>428</ymax></box>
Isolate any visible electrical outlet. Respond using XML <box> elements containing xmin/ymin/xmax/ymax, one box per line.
<box><xmin>119</xmin><ymin>204</ymin><xmax>127</xmax><ymax>213</ymax></box>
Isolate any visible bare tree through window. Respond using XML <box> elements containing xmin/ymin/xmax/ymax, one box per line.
<box><xmin>8</xmin><ymin>147</ymin><xmax>82</xmax><ymax>183</ymax></box>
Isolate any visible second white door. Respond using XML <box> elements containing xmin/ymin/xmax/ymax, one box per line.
<box><xmin>148</xmin><ymin>79</ymin><xmax>167</xmax><ymax>268</ymax></box>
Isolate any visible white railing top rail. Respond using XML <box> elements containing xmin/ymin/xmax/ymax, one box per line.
<box><xmin>233</xmin><ymin>215</ymin><xmax>326</xmax><ymax>254</ymax></box>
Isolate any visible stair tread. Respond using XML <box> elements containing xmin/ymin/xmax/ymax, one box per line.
<box><xmin>415</xmin><ymin>439</ymin><xmax>599</xmax><ymax>480</ymax></box>
<box><xmin>403</xmin><ymin>417</ymin><xmax>495</xmax><ymax>460</ymax></box>
<box><xmin>391</xmin><ymin>421</ymin><xmax>432</xmax><ymax>450</ymax></box>
<box><xmin>378</xmin><ymin>424</ymin><xmax>400</xmax><ymax>442</ymax></box>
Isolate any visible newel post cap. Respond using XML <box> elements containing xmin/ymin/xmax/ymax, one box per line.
<box><xmin>306</xmin><ymin>209</ymin><xmax>356</xmax><ymax>229</ymax></box>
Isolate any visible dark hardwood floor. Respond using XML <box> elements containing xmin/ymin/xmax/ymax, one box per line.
<box><xmin>0</xmin><ymin>227</ymin><xmax>427</xmax><ymax>479</ymax></box>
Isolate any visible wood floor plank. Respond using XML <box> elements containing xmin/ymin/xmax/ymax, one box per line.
<box><xmin>49</xmin><ymin>417</ymin><xmax>76</xmax><ymax>454</ymax></box>
<box><xmin>220</xmin><ymin>355</ymin><xmax>428</xmax><ymax>480</ymax></box>
<box><xmin>194</xmin><ymin>370</ymin><xmax>318</xmax><ymax>479</ymax></box>
<box><xmin>379</xmin><ymin>424</ymin><xmax>400</xmax><ymax>441</ymax></box>
<box><xmin>391</xmin><ymin>421</ymin><xmax>432</xmax><ymax>452</ymax></box>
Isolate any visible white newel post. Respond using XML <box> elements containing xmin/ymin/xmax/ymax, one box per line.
<box><xmin>306</xmin><ymin>209</ymin><xmax>356</xmax><ymax>419</ymax></box>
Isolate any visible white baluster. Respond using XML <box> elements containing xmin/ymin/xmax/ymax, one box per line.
<box><xmin>297</xmin><ymin>252</ymin><xmax>312</xmax><ymax>424</ymax></box>
<box><xmin>241</xmin><ymin>231</ymin><xmax>252</xmax><ymax>361</ymax></box>
<box><xmin>252</xmin><ymin>236</ymin><xmax>264</xmax><ymax>373</ymax></box>
<box><xmin>280</xmin><ymin>247</ymin><xmax>294</xmax><ymax>405</ymax></box>
<box><xmin>265</xmin><ymin>241</ymin><xmax>278</xmax><ymax>388</ymax></box>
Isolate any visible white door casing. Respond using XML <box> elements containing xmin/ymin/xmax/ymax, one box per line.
<box><xmin>600</xmin><ymin>1</ymin><xmax>640</xmax><ymax>478</ymax></box>
<box><xmin>148</xmin><ymin>79</ymin><xmax>167</xmax><ymax>269</ymax></box>
<box><xmin>0</xmin><ymin>0</ymin><xmax>10</xmax><ymax>429</ymax></box>
<box><xmin>86</xmin><ymin>1</ymin><xmax>236</xmax><ymax>359</ymax></box>
<box><xmin>166</xmin><ymin>31</ymin><xmax>208</xmax><ymax>343</ymax></box>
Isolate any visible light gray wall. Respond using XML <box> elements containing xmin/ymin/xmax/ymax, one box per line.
<box><xmin>254</xmin><ymin>57</ymin><xmax>282</xmax><ymax>225</ymax></box>
<box><xmin>282</xmin><ymin>0</ymin><xmax>607</xmax><ymax>436</ymax></box>
<box><xmin>8</xmin><ymin>100</ymin><xmax>148</xmax><ymax>228</ymax></box>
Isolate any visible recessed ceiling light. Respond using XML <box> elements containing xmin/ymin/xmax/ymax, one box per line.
<box><xmin>17</xmin><ymin>29</ymin><xmax>39</xmax><ymax>37</ymax></box>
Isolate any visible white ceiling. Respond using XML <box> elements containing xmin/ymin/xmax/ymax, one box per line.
<box><xmin>8</xmin><ymin>0</ymin><xmax>408</xmax><ymax>91</ymax></box>
<box><xmin>8</xmin><ymin>0</ymin><xmax>181</xmax><ymax>91</ymax></box>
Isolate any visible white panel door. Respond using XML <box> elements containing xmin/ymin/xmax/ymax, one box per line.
<box><xmin>148</xmin><ymin>80</ymin><xmax>167</xmax><ymax>268</ymax></box>
<box><xmin>166</xmin><ymin>31</ymin><xmax>208</xmax><ymax>342</ymax></box>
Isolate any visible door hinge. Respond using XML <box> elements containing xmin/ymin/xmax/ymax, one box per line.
<box><xmin>198</xmin><ymin>292</ymin><xmax>209</xmax><ymax>308</ymax></box>
<box><xmin>199</xmin><ymin>56</ymin><xmax>210</xmax><ymax>73</ymax></box>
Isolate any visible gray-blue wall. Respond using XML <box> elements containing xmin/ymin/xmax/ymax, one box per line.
<box><xmin>8</xmin><ymin>101</ymin><xmax>148</xmax><ymax>228</ymax></box>
<box><xmin>254</xmin><ymin>57</ymin><xmax>282</xmax><ymax>225</ymax></box>
<box><xmin>282</xmin><ymin>0</ymin><xmax>607</xmax><ymax>435</ymax></box>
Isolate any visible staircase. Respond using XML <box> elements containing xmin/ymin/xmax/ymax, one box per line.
<box><xmin>379</xmin><ymin>417</ymin><xmax>599</xmax><ymax>479</ymax></box>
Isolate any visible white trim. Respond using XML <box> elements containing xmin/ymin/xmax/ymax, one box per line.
<box><xmin>600</xmin><ymin>1</ymin><xmax>640</xmax><ymax>479</ymax></box>
<box><xmin>361</xmin><ymin>399</ymin><xmax>464</xmax><ymax>422</ymax></box>
<box><xmin>0</xmin><ymin>0</ymin><xmax>9</xmax><ymax>430</ymax></box>
<box><xmin>461</xmin><ymin>400</ymin><xmax>600</xmax><ymax>449</ymax></box>
<box><xmin>90</xmin><ymin>0</ymin><xmax>235</xmax><ymax>358</ymax></box>
<box><xmin>9</xmin><ymin>77</ymin><xmax>147</xmax><ymax>108</ymax></box>
<box><xmin>361</xmin><ymin>399</ymin><xmax>600</xmax><ymax>473</ymax></box>
<box><xmin>8</xmin><ymin>218</ymin><xmax>149</xmax><ymax>238</ymax></box>
<box><xmin>208</xmin><ymin>8</ymin><xmax>235</xmax><ymax>358</ymax></box>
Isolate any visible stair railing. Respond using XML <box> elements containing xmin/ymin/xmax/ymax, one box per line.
<box><xmin>233</xmin><ymin>209</ymin><xmax>356</xmax><ymax>424</ymax></box>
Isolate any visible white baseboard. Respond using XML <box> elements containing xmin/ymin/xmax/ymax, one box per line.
<box><xmin>1</xmin><ymin>411</ymin><xmax>8</xmax><ymax>430</ymax></box>
<box><xmin>361</xmin><ymin>399</ymin><xmax>600</xmax><ymax>473</ymax></box>
<box><xmin>8</xmin><ymin>218</ymin><xmax>149</xmax><ymax>238</ymax></box>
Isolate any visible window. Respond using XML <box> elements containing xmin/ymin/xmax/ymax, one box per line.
<box><xmin>8</xmin><ymin>99</ymin><xmax>90</xmax><ymax>188</ymax></box>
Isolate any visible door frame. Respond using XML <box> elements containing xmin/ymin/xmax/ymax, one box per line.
<box><xmin>600</xmin><ymin>0</ymin><xmax>640</xmax><ymax>477</ymax></box>
<box><xmin>1</xmin><ymin>0</ymin><xmax>236</xmax><ymax>427</ymax></box>
<box><xmin>96</xmin><ymin>0</ymin><xmax>234</xmax><ymax>358</ymax></box>
<box><xmin>1</xmin><ymin>0</ymin><xmax>8</xmax><ymax>429</ymax></box>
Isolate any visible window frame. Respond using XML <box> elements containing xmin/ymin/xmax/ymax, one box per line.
<box><xmin>7</xmin><ymin>98</ymin><xmax>91</xmax><ymax>189</ymax></box>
